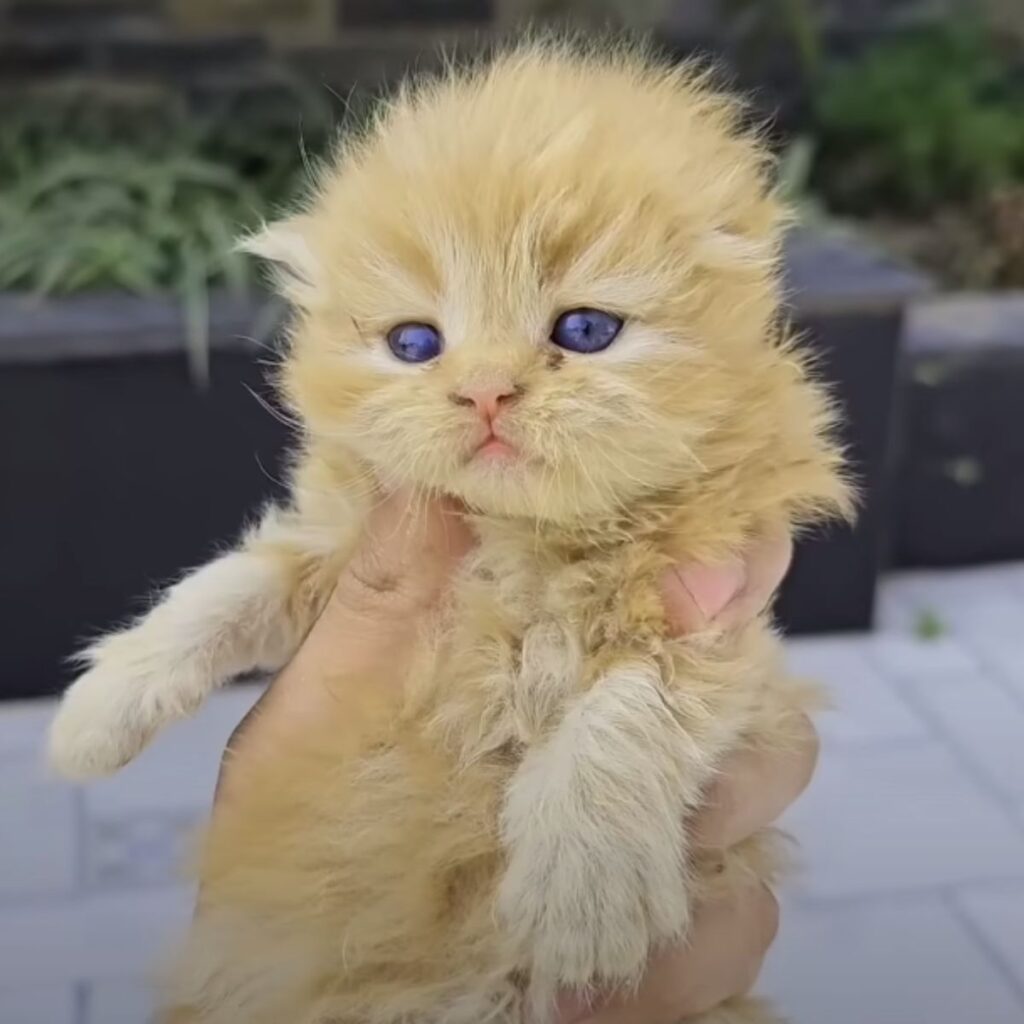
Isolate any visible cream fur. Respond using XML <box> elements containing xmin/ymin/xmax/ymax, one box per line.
<box><xmin>49</xmin><ymin>37</ymin><xmax>850</xmax><ymax>1024</ymax></box>
<box><xmin>498</xmin><ymin>662</ymin><xmax>696</xmax><ymax>1014</ymax></box>
<box><xmin>49</xmin><ymin>549</ymin><xmax>290</xmax><ymax>777</ymax></box>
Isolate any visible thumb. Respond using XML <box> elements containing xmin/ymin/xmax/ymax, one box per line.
<box><xmin>337</xmin><ymin>488</ymin><xmax>475</xmax><ymax>612</ymax></box>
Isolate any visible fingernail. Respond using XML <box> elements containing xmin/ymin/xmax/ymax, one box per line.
<box><xmin>676</xmin><ymin>561</ymin><xmax>747</xmax><ymax>622</ymax></box>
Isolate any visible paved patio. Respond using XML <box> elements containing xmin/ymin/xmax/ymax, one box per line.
<box><xmin>2</xmin><ymin>564</ymin><xmax>1023</xmax><ymax>1024</ymax></box>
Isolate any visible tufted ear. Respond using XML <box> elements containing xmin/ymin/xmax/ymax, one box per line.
<box><xmin>238</xmin><ymin>214</ymin><xmax>325</xmax><ymax>307</ymax></box>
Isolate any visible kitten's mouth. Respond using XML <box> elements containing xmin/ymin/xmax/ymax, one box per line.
<box><xmin>472</xmin><ymin>431</ymin><xmax>519</xmax><ymax>462</ymax></box>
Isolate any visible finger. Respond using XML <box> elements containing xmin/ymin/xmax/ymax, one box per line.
<box><xmin>714</xmin><ymin>527</ymin><xmax>793</xmax><ymax>630</ymax></box>
<box><xmin>360</xmin><ymin>487</ymin><xmax>474</xmax><ymax>576</ymax></box>
<box><xmin>661</xmin><ymin>528</ymin><xmax>794</xmax><ymax>637</ymax></box>
<box><xmin>661</xmin><ymin>560</ymin><xmax>747</xmax><ymax>635</ymax></box>
<box><xmin>337</xmin><ymin>488</ymin><xmax>475</xmax><ymax>611</ymax></box>
<box><xmin>577</xmin><ymin>883</ymin><xmax>780</xmax><ymax>1024</ymax></box>
<box><xmin>693</xmin><ymin>712</ymin><xmax>820</xmax><ymax>849</ymax></box>
<box><xmin>211</xmin><ymin>688</ymin><xmax>273</xmax><ymax>806</ymax></box>
<box><xmin>368</xmin><ymin>487</ymin><xmax>473</xmax><ymax>564</ymax></box>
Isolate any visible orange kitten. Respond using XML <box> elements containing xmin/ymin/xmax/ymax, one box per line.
<box><xmin>49</xmin><ymin>38</ymin><xmax>850</xmax><ymax>1024</ymax></box>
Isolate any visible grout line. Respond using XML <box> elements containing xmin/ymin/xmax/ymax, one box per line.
<box><xmin>944</xmin><ymin>890</ymin><xmax>1024</xmax><ymax>1010</ymax></box>
<box><xmin>815</xmin><ymin>734</ymin><xmax>934</xmax><ymax>754</ymax></box>
<box><xmin>789</xmin><ymin>886</ymin><xmax>952</xmax><ymax>912</ymax></box>
<box><xmin>73</xmin><ymin>786</ymin><xmax>90</xmax><ymax>893</ymax></box>
<box><xmin>74</xmin><ymin>979</ymin><xmax>89</xmax><ymax>1024</ymax></box>
<box><xmin>0</xmin><ymin>879</ymin><xmax>190</xmax><ymax>913</ymax></box>
<box><xmin>956</xmin><ymin>632</ymin><xmax>1024</xmax><ymax>717</ymax></box>
<box><xmin>789</xmin><ymin>878</ymin><xmax>1024</xmax><ymax>912</ymax></box>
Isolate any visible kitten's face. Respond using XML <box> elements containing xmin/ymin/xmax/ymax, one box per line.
<box><xmin>257</xmin><ymin>49</ymin><xmax>784</xmax><ymax>523</ymax></box>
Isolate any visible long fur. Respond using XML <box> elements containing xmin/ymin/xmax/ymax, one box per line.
<box><xmin>49</xmin><ymin>37</ymin><xmax>850</xmax><ymax>1024</ymax></box>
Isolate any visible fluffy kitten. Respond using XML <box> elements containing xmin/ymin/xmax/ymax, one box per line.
<box><xmin>48</xmin><ymin>39</ymin><xmax>850</xmax><ymax>1024</ymax></box>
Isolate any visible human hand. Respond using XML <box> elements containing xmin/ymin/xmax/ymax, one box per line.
<box><xmin>214</xmin><ymin>501</ymin><xmax>814</xmax><ymax>1024</ymax></box>
<box><xmin>214</xmin><ymin>488</ymin><xmax>473</xmax><ymax>793</ymax></box>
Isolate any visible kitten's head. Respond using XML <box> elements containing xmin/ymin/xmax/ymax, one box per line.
<box><xmin>250</xmin><ymin>42</ymin><xmax>835</xmax><ymax>525</ymax></box>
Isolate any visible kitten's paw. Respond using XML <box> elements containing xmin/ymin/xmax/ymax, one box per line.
<box><xmin>48</xmin><ymin>664</ymin><xmax>164</xmax><ymax>779</ymax></box>
<box><xmin>497</xmin><ymin>827</ymin><xmax>690</xmax><ymax>1012</ymax></box>
<box><xmin>47</xmin><ymin>638</ymin><xmax>210</xmax><ymax>782</ymax></box>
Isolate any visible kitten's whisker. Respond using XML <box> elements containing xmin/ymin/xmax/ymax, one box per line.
<box><xmin>243</xmin><ymin>385</ymin><xmax>304</xmax><ymax>431</ymax></box>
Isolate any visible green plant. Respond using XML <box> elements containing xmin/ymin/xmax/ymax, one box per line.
<box><xmin>775</xmin><ymin>134</ymin><xmax>831</xmax><ymax>225</ymax></box>
<box><xmin>0</xmin><ymin>151</ymin><xmax>266</xmax><ymax>383</ymax></box>
<box><xmin>914</xmin><ymin>608</ymin><xmax>947</xmax><ymax>641</ymax></box>
<box><xmin>812</xmin><ymin>20</ymin><xmax>1024</xmax><ymax>215</ymax></box>
<box><xmin>0</xmin><ymin>80</ymin><xmax>335</xmax><ymax>384</ymax></box>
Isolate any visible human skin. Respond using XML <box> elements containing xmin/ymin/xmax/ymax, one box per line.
<box><xmin>213</xmin><ymin>491</ymin><xmax>816</xmax><ymax>1024</ymax></box>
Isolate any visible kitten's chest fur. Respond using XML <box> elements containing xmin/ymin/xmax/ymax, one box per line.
<box><xmin>432</xmin><ymin>519</ymin><xmax>675</xmax><ymax>754</ymax></box>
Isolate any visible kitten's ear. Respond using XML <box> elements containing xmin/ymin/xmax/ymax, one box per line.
<box><xmin>238</xmin><ymin>215</ymin><xmax>324</xmax><ymax>307</ymax></box>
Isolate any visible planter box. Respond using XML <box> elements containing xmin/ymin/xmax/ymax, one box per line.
<box><xmin>0</xmin><ymin>231</ymin><xmax>927</xmax><ymax>700</ymax></box>
<box><xmin>775</xmin><ymin>228</ymin><xmax>932</xmax><ymax>634</ymax></box>
<box><xmin>0</xmin><ymin>293</ymin><xmax>290</xmax><ymax>702</ymax></box>
<box><xmin>893</xmin><ymin>293</ymin><xmax>1024</xmax><ymax>567</ymax></box>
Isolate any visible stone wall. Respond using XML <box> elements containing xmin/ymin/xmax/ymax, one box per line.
<box><xmin>0</xmin><ymin>0</ymin><xmax>968</xmax><ymax>101</ymax></box>
<box><xmin>0</xmin><ymin>0</ymin><xmax>965</xmax><ymax>39</ymax></box>
<box><xmin>0</xmin><ymin>0</ymin><xmax>502</xmax><ymax>39</ymax></box>
<box><xmin>0</xmin><ymin>1</ymin><xmax>504</xmax><ymax>95</ymax></box>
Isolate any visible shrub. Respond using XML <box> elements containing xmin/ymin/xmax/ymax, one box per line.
<box><xmin>812</xmin><ymin>21</ymin><xmax>1024</xmax><ymax>215</ymax></box>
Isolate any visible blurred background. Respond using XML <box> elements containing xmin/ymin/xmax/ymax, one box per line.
<box><xmin>1</xmin><ymin>1</ymin><xmax>1023</xmax><ymax>1022</ymax></box>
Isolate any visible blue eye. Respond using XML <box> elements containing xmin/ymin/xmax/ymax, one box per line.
<box><xmin>386</xmin><ymin>322</ymin><xmax>443</xmax><ymax>364</ymax></box>
<box><xmin>550</xmin><ymin>308</ymin><xmax>623</xmax><ymax>354</ymax></box>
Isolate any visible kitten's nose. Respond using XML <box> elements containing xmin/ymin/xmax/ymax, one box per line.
<box><xmin>449</xmin><ymin>382</ymin><xmax>523</xmax><ymax>421</ymax></box>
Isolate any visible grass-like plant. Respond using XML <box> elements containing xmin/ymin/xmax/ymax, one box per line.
<box><xmin>0</xmin><ymin>81</ymin><xmax>335</xmax><ymax>383</ymax></box>
<box><xmin>812</xmin><ymin>19</ymin><xmax>1024</xmax><ymax>215</ymax></box>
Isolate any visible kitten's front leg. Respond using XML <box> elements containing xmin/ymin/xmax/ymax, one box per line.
<box><xmin>497</xmin><ymin>660</ymin><xmax>707</xmax><ymax>1020</ymax></box>
<box><xmin>48</xmin><ymin>508</ymin><xmax>338</xmax><ymax>779</ymax></box>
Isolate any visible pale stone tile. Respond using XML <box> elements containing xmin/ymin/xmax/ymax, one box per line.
<box><xmin>0</xmin><ymin>759</ymin><xmax>78</xmax><ymax>901</ymax></box>
<box><xmin>900</xmin><ymin>668</ymin><xmax>1024</xmax><ymax>801</ymax></box>
<box><xmin>0</xmin><ymin>889</ymin><xmax>191</xmax><ymax>988</ymax></box>
<box><xmin>762</xmin><ymin>897</ymin><xmax>1024</xmax><ymax>1024</ymax></box>
<box><xmin>956</xmin><ymin>885</ymin><xmax>1024</xmax><ymax>994</ymax></box>
<box><xmin>786</xmin><ymin>637</ymin><xmax>928</xmax><ymax>746</ymax></box>
<box><xmin>784</xmin><ymin>741</ymin><xmax>1024</xmax><ymax>899</ymax></box>
<box><xmin>0</xmin><ymin>985</ymin><xmax>76</xmax><ymax>1024</ymax></box>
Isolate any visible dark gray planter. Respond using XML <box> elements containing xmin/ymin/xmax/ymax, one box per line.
<box><xmin>894</xmin><ymin>293</ymin><xmax>1024</xmax><ymax>567</ymax></box>
<box><xmin>0</xmin><ymin>293</ymin><xmax>290</xmax><ymax>703</ymax></box>
<box><xmin>776</xmin><ymin>228</ymin><xmax>932</xmax><ymax>634</ymax></box>
<box><xmin>0</xmin><ymin>230</ymin><xmax>928</xmax><ymax>700</ymax></box>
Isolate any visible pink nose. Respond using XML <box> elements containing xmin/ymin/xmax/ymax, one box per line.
<box><xmin>450</xmin><ymin>383</ymin><xmax>522</xmax><ymax>420</ymax></box>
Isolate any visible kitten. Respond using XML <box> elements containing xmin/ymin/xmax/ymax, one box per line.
<box><xmin>48</xmin><ymin>39</ymin><xmax>850</xmax><ymax>1024</ymax></box>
